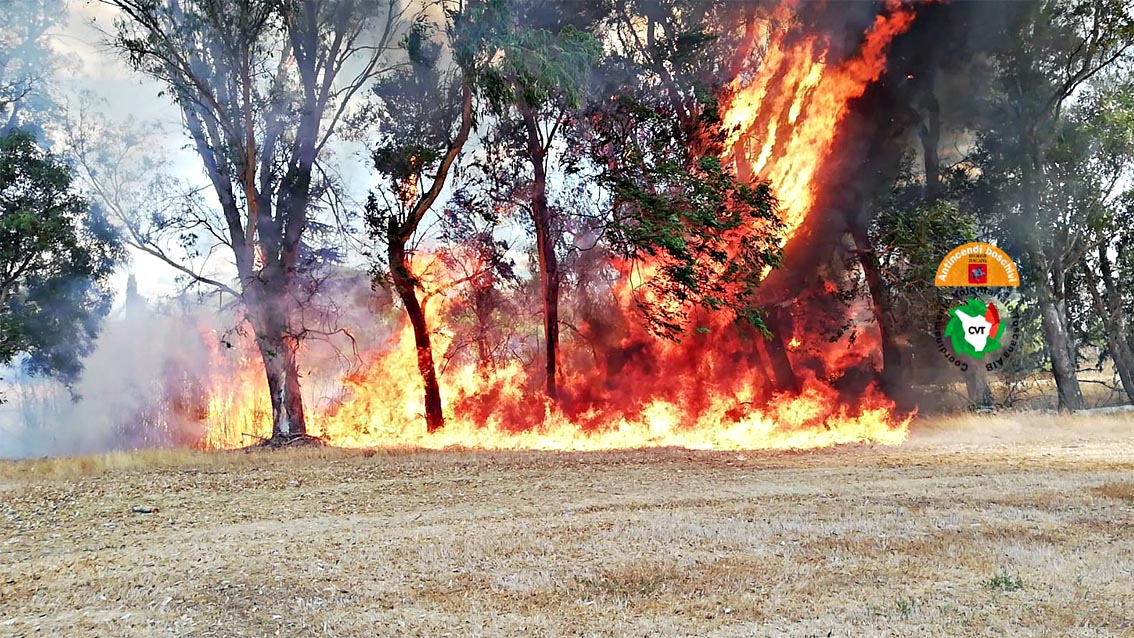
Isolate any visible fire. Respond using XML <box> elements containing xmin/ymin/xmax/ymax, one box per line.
<box><xmin>192</xmin><ymin>1</ymin><xmax>919</xmax><ymax>452</ymax></box>
<box><xmin>200</xmin><ymin>334</ymin><xmax>271</xmax><ymax>448</ymax></box>
<box><xmin>723</xmin><ymin>2</ymin><xmax>918</xmax><ymax>244</ymax></box>
<box><xmin>201</xmin><ymin>312</ymin><xmax>908</xmax><ymax>451</ymax></box>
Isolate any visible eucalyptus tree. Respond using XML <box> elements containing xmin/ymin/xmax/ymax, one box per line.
<box><xmin>366</xmin><ymin>1</ymin><xmax>499</xmax><ymax>432</ymax></box>
<box><xmin>104</xmin><ymin>0</ymin><xmax>404</xmax><ymax>442</ymax></box>
<box><xmin>971</xmin><ymin>0</ymin><xmax>1134</xmax><ymax>410</ymax></box>
<box><xmin>471</xmin><ymin>0</ymin><xmax>602</xmax><ymax>400</ymax></box>
<box><xmin>1063</xmin><ymin>76</ymin><xmax>1134</xmax><ymax>402</ymax></box>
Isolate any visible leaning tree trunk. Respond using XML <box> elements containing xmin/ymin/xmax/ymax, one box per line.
<box><xmin>1035</xmin><ymin>288</ymin><xmax>1084</xmax><ymax>411</ymax></box>
<box><xmin>520</xmin><ymin>102</ymin><xmax>560</xmax><ymax>400</ymax></box>
<box><xmin>377</xmin><ymin>83</ymin><xmax>473</xmax><ymax>432</ymax></box>
<box><xmin>1026</xmin><ymin>250</ymin><xmax>1084</xmax><ymax>411</ymax></box>
<box><xmin>762</xmin><ymin>306</ymin><xmax>800</xmax><ymax>394</ymax></box>
<box><xmin>1099</xmin><ymin>245</ymin><xmax>1134</xmax><ymax>402</ymax></box>
<box><xmin>1083</xmin><ymin>258</ymin><xmax>1134</xmax><ymax>402</ymax></box>
<box><xmin>849</xmin><ymin>221</ymin><xmax>904</xmax><ymax>396</ymax></box>
<box><xmin>389</xmin><ymin>239</ymin><xmax>444</xmax><ymax>432</ymax></box>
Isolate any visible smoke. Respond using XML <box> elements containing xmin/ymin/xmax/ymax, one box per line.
<box><xmin>0</xmin><ymin>267</ymin><xmax>398</xmax><ymax>459</ymax></box>
<box><xmin>2</xmin><ymin>298</ymin><xmax>209</xmax><ymax>458</ymax></box>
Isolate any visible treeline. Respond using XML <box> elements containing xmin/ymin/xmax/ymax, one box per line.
<box><xmin>1</xmin><ymin>0</ymin><xmax>1133</xmax><ymax>438</ymax></box>
<box><xmin>851</xmin><ymin>0</ymin><xmax>1134</xmax><ymax>411</ymax></box>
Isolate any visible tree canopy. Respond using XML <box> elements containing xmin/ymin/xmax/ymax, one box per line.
<box><xmin>0</xmin><ymin>128</ymin><xmax>122</xmax><ymax>392</ymax></box>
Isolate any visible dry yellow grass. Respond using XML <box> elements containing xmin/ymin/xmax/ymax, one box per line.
<box><xmin>2</xmin><ymin>414</ymin><xmax>1133</xmax><ymax>637</ymax></box>
<box><xmin>1092</xmin><ymin>481</ymin><xmax>1134</xmax><ymax>502</ymax></box>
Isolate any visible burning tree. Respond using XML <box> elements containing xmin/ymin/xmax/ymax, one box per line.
<box><xmin>105</xmin><ymin>0</ymin><xmax>404</xmax><ymax>443</ymax></box>
<box><xmin>365</xmin><ymin>1</ymin><xmax>496</xmax><ymax>433</ymax></box>
<box><xmin>48</xmin><ymin>0</ymin><xmax>1134</xmax><ymax>450</ymax></box>
<box><xmin>584</xmin><ymin>90</ymin><xmax>784</xmax><ymax>341</ymax></box>
<box><xmin>470</xmin><ymin>0</ymin><xmax>603</xmax><ymax>401</ymax></box>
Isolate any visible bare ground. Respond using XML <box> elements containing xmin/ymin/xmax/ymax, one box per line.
<box><xmin>1</xmin><ymin>414</ymin><xmax>1133</xmax><ymax>638</ymax></box>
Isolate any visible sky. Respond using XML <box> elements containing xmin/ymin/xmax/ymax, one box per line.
<box><xmin>47</xmin><ymin>1</ymin><xmax>385</xmax><ymax>302</ymax></box>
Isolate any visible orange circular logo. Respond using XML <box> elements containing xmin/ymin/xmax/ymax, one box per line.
<box><xmin>935</xmin><ymin>242</ymin><xmax>1019</xmax><ymax>287</ymax></box>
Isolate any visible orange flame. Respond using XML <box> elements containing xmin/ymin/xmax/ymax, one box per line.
<box><xmin>723</xmin><ymin>2</ymin><xmax>918</xmax><ymax>245</ymax></box>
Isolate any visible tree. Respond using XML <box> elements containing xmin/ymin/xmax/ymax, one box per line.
<box><xmin>972</xmin><ymin>0</ymin><xmax>1134</xmax><ymax>411</ymax></box>
<box><xmin>1062</xmin><ymin>75</ymin><xmax>1134</xmax><ymax>402</ymax></box>
<box><xmin>0</xmin><ymin>0</ymin><xmax>65</xmax><ymax>130</ymax></box>
<box><xmin>582</xmin><ymin>0</ymin><xmax>786</xmax><ymax>332</ymax></box>
<box><xmin>433</xmin><ymin>189</ymin><xmax>518</xmax><ymax>376</ymax></box>
<box><xmin>602</xmin><ymin>0</ymin><xmax>753</xmax><ymax>134</ymax></box>
<box><xmin>106</xmin><ymin>0</ymin><xmax>403</xmax><ymax>442</ymax></box>
<box><xmin>870</xmin><ymin>174</ymin><xmax>991</xmax><ymax>407</ymax></box>
<box><xmin>366</xmin><ymin>2</ymin><xmax>493</xmax><ymax>432</ymax></box>
<box><xmin>0</xmin><ymin>129</ymin><xmax>122</xmax><ymax>396</ymax></box>
<box><xmin>586</xmin><ymin>94</ymin><xmax>783</xmax><ymax>339</ymax></box>
<box><xmin>474</xmin><ymin>0</ymin><xmax>602</xmax><ymax>400</ymax></box>
<box><xmin>67</xmin><ymin>110</ymin><xmax>237</xmax><ymax>297</ymax></box>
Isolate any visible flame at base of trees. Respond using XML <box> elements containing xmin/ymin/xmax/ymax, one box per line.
<box><xmin>200</xmin><ymin>310</ymin><xmax>910</xmax><ymax>452</ymax></box>
<box><xmin>199</xmin><ymin>252</ymin><xmax>911</xmax><ymax>452</ymax></box>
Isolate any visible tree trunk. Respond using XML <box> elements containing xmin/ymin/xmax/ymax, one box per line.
<box><xmin>255</xmin><ymin>322</ymin><xmax>307</xmax><ymax>440</ymax></box>
<box><xmin>389</xmin><ymin>239</ymin><xmax>444</xmax><ymax>432</ymax></box>
<box><xmin>379</xmin><ymin>82</ymin><xmax>472</xmax><ymax>431</ymax></box>
<box><xmin>1083</xmin><ymin>258</ymin><xmax>1134</xmax><ymax>402</ymax></box>
<box><xmin>1021</xmin><ymin>138</ymin><xmax>1083</xmax><ymax>412</ymax></box>
<box><xmin>519</xmin><ymin>102</ymin><xmax>559</xmax><ymax>400</ymax></box>
<box><xmin>763</xmin><ymin>306</ymin><xmax>800</xmax><ymax>394</ymax></box>
<box><xmin>917</xmin><ymin>72</ymin><xmax>942</xmax><ymax>201</ymax></box>
<box><xmin>1098</xmin><ymin>245</ymin><xmax>1134</xmax><ymax>401</ymax></box>
<box><xmin>1036</xmin><ymin>290</ymin><xmax>1084</xmax><ymax>411</ymax></box>
<box><xmin>961</xmin><ymin>365</ymin><xmax>994</xmax><ymax>410</ymax></box>
<box><xmin>537</xmin><ymin>220</ymin><xmax>560</xmax><ymax>400</ymax></box>
<box><xmin>849</xmin><ymin>222</ymin><xmax>904</xmax><ymax>395</ymax></box>
<box><xmin>472</xmin><ymin>282</ymin><xmax>494</xmax><ymax>375</ymax></box>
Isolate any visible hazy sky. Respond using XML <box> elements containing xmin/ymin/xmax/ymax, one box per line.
<box><xmin>49</xmin><ymin>1</ymin><xmax>382</xmax><ymax>301</ymax></box>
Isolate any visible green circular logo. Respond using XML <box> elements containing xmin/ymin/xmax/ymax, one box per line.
<box><xmin>943</xmin><ymin>297</ymin><xmax>1005</xmax><ymax>360</ymax></box>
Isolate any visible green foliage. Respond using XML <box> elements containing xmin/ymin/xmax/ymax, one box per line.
<box><xmin>874</xmin><ymin>192</ymin><xmax>978</xmax><ymax>286</ymax></box>
<box><xmin>867</xmin><ymin>162</ymin><xmax>987</xmax><ymax>360</ymax></box>
<box><xmin>366</xmin><ymin>0</ymin><xmax>497</xmax><ymax>287</ymax></box>
<box><xmin>969</xmin><ymin>0</ymin><xmax>1134</xmax><ymax>263</ymax></box>
<box><xmin>369</xmin><ymin>18</ymin><xmax>452</xmax><ymax>190</ymax></box>
<box><xmin>590</xmin><ymin>94</ymin><xmax>783</xmax><ymax>337</ymax></box>
<box><xmin>473</xmin><ymin>1</ymin><xmax>602</xmax><ymax>115</ymax></box>
<box><xmin>986</xmin><ymin>570</ymin><xmax>1025</xmax><ymax>592</ymax></box>
<box><xmin>0</xmin><ymin>129</ymin><xmax>123</xmax><ymax>390</ymax></box>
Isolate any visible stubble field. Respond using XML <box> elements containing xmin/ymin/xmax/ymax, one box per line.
<box><xmin>1</xmin><ymin>413</ymin><xmax>1132</xmax><ymax>637</ymax></box>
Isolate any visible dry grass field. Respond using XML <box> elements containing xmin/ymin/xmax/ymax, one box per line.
<box><xmin>2</xmin><ymin>413</ymin><xmax>1133</xmax><ymax>637</ymax></box>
